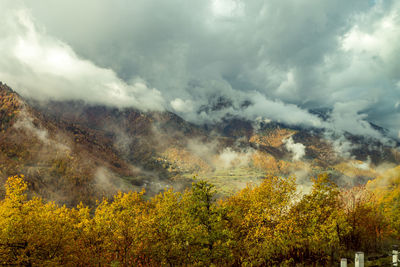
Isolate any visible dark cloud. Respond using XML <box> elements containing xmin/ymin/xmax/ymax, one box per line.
<box><xmin>1</xmin><ymin>0</ymin><xmax>400</xmax><ymax>140</ymax></box>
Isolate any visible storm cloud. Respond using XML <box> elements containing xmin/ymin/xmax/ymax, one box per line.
<box><xmin>1</xmin><ymin>0</ymin><xmax>400</xmax><ymax>140</ymax></box>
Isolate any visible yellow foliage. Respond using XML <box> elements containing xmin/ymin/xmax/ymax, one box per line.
<box><xmin>224</xmin><ymin>175</ymin><xmax>297</xmax><ymax>265</ymax></box>
<box><xmin>333</xmin><ymin>160</ymin><xmax>378</xmax><ymax>180</ymax></box>
<box><xmin>161</xmin><ymin>147</ymin><xmax>211</xmax><ymax>173</ymax></box>
<box><xmin>0</xmin><ymin>173</ymin><xmax>395</xmax><ymax>265</ymax></box>
<box><xmin>367</xmin><ymin>165</ymin><xmax>400</xmax><ymax>237</ymax></box>
<box><xmin>0</xmin><ymin>175</ymin><xmax>78</xmax><ymax>265</ymax></box>
<box><xmin>251</xmin><ymin>151</ymin><xmax>279</xmax><ymax>173</ymax></box>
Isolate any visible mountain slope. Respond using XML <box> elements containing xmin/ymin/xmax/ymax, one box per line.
<box><xmin>1</xmin><ymin>82</ymin><xmax>400</xmax><ymax>205</ymax></box>
<box><xmin>0</xmin><ymin>83</ymin><xmax>143</xmax><ymax>205</ymax></box>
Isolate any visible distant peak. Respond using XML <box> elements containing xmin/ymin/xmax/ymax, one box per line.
<box><xmin>0</xmin><ymin>82</ymin><xmax>14</xmax><ymax>93</ymax></box>
<box><xmin>0</xmin><ymin>82</ymin><xmax>24</xmax><ymax>130</ymax></box>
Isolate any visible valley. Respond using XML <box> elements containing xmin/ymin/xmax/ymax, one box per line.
<box><xmin>1</xmin><ymin>82</ymin><xmax>399</xmax><ymax>206</ymax></box>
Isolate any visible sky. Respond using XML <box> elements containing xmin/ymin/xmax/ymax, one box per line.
<box><xmin>0</xmin><ymin>0</ymin><xmax>400</xmax><ymax>140</ymax></box>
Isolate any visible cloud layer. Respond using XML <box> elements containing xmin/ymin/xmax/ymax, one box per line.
<box><xmin>0</xmin><ymin>4</ymin><xmax>165</xmax><ymax>110</ymax></box>
<box><xmin>1</xmin><ymin>0</ymin><xmax>400</xmax><ymax>140</ymax></box>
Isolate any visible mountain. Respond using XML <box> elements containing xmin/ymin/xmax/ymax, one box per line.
<box><xmin>1</xmin><ymin>82</ymin><xmax>399</xmax><ymax>206</ymax></box>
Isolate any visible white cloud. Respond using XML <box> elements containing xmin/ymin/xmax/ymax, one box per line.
<box><xmin>170</xmin><ymin>98</ymin><xmax>194</xmax><ymax>113</ymax></box>
<box><xmin>0</xmin><ymin>7</ymin><xmax>165</xmax><ymax>111</ymax></box>
<box><xmin>283</xmin><ymin>137</ymin><xmax>305</xmax><ymax>161</ymax></box>
<box><xmin>328</xmin><ymin>101</ymin><xmax>382</xmax><ymax>138</ymax></box>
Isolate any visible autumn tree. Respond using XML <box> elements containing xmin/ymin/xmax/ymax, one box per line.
<box><xmin>147</xmin><ymin>181</ymin><xmax>233</xmax><ymax>266</ymax></box>
<box><xmin>184</xmin><ymin>181</ymin><xmax>233</xmax><ymax>265</ymax></box>
<box><xmin>72</xmin><ymin>191</ymin><xmax>153</xmax><ymax>266</ymax></box>
<box><xmin>339</xmin><ymin>185</ymin><xmax>387</xmax><ymax>252</ymax></box>
<box><xmin>224</xmin><ymin>175</ymin><xmax>297</xmax><ymax>265</ymax></box>
<box><xmin>287</xmin><ymin>174</ymin><xmax>350</xmax><ymax>264</ymax></box>
<box><xmin>0</xmin><ymin>175</ymin><xmax>77</xmax><ymax>266</ymax></box>
<box><xmin>145</xmin><ymin>189</ymin><xmax>189</xmax><ymax>265</ymax></box>
<box><xmin>0</xmin><ymin>173</ymin><xmax>395</xmax><ymax>266</ymax></box>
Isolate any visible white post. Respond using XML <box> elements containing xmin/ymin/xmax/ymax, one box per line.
<box><xmin>355</xmin><ymin>252</ymin><xmax>364</xmax><ymax>267</ymax></box>
<box><xmin>340</xmin><ymin>258</ymin><xmax>347</xmax><ymax>267</ymax></box>
<box><xmin>393</xmin><ymin>245</ymin><xmax>399</xmax><ymax>266</ymax></box>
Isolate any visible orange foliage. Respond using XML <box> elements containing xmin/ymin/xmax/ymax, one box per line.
<box><xmin>251</xmin><ymin>151</ymin><xmax>279</xmax><ymax>174</ymax></box>
<box><xmin>334</xmin><ymin>160</ymin><xmax>378</xmax><ymax>180</ymax></box>
<box><xmin>249</xmin><ymin>128</ymin><xmax>295</xmax><ymax>148</ymax></box>
<box><xmin>161</xmin><ymin>147</ymin><xmax>211</xmax><ymax>173</ymax></box>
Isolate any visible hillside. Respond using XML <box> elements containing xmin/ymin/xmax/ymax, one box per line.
<box><xmin>0</xmin><ymin>83</ymin><xmax>143</xmax><ymax>205</ymax></box>
<box><xmin>1</xmin><ymin>82</ymin><xmax>400</xmax><ymax>206</ymax></box>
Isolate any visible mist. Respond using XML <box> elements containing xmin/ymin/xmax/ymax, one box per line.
<box><xmin>283</xmin><ymin>137</ymin><xmax>305</xmax><ymax>161</ymax></box>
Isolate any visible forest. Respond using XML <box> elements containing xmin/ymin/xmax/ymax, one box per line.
<box><xmin>0</xmin><ymin>173</ymin><xmax>395</xmax><ymax>266</ymax></box>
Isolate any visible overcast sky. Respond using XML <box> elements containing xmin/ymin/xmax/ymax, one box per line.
<box><xmin>1</xmin><ymin>0</ymin><xmax>399</xmax><ymax>140</ymax></box>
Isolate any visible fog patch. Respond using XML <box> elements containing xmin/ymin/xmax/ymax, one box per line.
<box><xmin>106</xmin><ymin>126</ymin><xmax>133</xmax><ymax>156</ymax></box>
<box><xmin>13</xmin><ymin>108</ymin><xmax>70</xmax><ymax>152</ymax></box>
<box><xmin>324</xmin><ymin>131</ymin><xmax>357</xmax><ymax>159</ymax></box>
<box><xmin>351</xmin><ymin>157</ymin><xmax>371</xmax><ymax>171</ymax></box>
<box><xmin>215</xmin><ymin>147</ymin><xmax>254</xmax><ymax>169</ymax></box>
<box><xmin>283</xmin><ymin>137</ymin><xmax>305</xmax><ymax>161</ymax></box>
<box><xmin>375</xmin><ymin>162</ymin><xmax>397</xmax><ymax>174</ymax></box>
<box><xmin>186</xmin><ymin>138</ymin><xmax>218</xmax><ymax>162</ymax></box>
<box><xmin>293</xmin><ymin>166</ymin><xmax>314</xmax><ymax>195</ymax></box>
<box><xmin>14</xmin><ymin>114</ymin><xmax>48</xmax><ymax>144</ymax></box>
<box><xmin>94</xmin><ymin>167</ymin><xmax>133</xmax><ymax>195</ymax></box>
